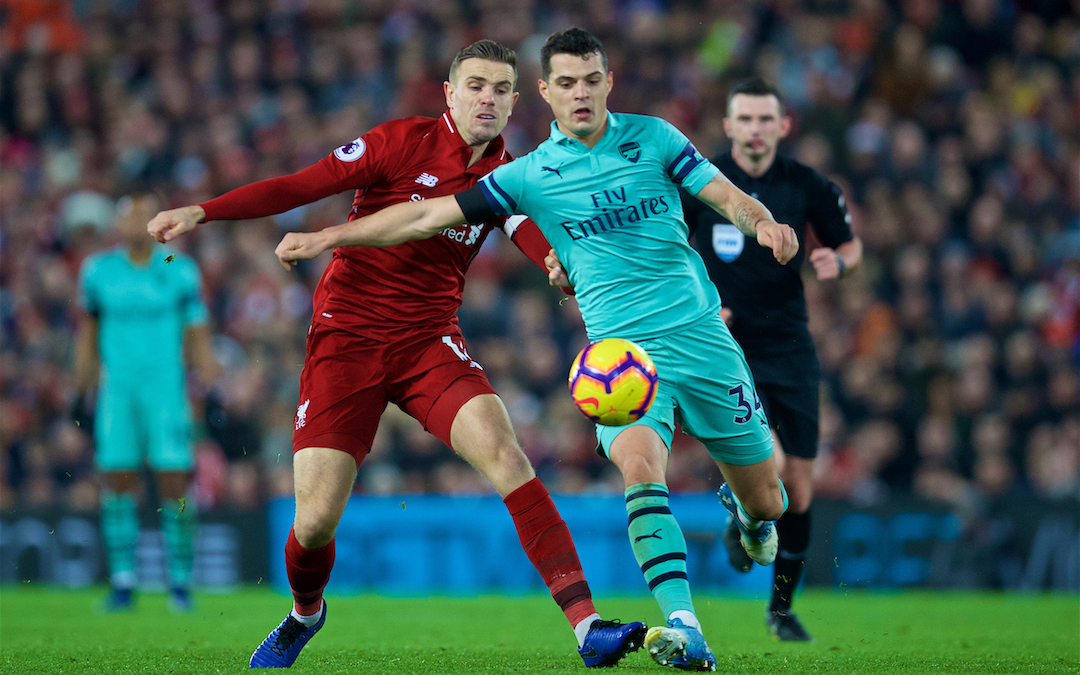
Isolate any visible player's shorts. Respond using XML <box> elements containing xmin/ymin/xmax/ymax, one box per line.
<box><xmin>595</xmin><ymin>314</ymin><xmax>774</xmax><ymax>466</ymax></box>
<box><xmin>94</xmin><ymin>374</ymin><xmax>194</xmax><ymax>472</ymax></box>
<box><xmin>293</xmin><ymin>322</ymin><xmax>497</xmax><ymax>466</ymax></box>
<box><xmin>746</xmin><ymin>353</ymin><xmax>820</xmax><ymax>460</ymax></box>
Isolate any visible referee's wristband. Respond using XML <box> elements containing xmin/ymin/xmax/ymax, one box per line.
<box><xmin>834</xmin><ymin>252</ymin><xmax>847</xmax><ymax>278</ymax></box>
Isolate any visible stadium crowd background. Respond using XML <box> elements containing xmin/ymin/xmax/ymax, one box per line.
<box><xmin>1</xmin><ymin>0</ymin><xmax>1077</xmax><ymax>517</ymax></box>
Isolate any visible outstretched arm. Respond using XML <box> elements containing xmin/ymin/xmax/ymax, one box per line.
<box><xmin>692</xmin><ymin>173</ymin><xmax>799</xmax><ymax>264</ymax></box>
<box><xmin>148</xmin><ymin>154</ymin><xmax>361</xmax><ymax>243</ymax></box>
<box><xmin>275</xmin><ymin>194</ymin><xmax>467</xmax><ymax>269</ymax></box>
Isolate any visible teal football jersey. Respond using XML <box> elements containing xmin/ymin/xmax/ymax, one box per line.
<box><xmin>78</xmin><ymin>247</ymin><xmax>209</xmax><ymax>386</ymax></box>
<box><xmin>477</xmin><ymin>112</ymin><xmax>721</xmax><ymax>341</ymax></box>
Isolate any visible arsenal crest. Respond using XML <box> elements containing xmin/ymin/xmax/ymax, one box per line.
<box><xmin>618</xmin><ymin>142</ymin><xmax>641</xmax><ymax>163</ymax></box>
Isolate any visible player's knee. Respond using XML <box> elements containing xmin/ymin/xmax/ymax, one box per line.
<box><xmin>787</xmin><ymin>488</ymin><xmax>812</xmax><ymax>514</ymax></box>
<box><xmin>293</xmin><ymin>511</ymin><xmax>338</xmax><ymax>549</ymax></box>
<box><xmin>487</xmin><ymin>443</ymin><xmax>536</xmax><ymax>493</ymax></box>
<box><xmin>617</xmin><ymin>451</ymin><xmax>665</xmax><ymax>485</ymax></box>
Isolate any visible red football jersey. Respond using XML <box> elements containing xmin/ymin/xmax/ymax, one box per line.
<box><xmin>200</xmin><ymin>112</ymin><xmax>552</xmax><ymax>342</ymax></box>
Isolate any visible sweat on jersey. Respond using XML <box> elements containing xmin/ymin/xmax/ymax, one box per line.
<box><xmin>78</xmin><ymin>247</ymin><xmax>209</xmax><ymax>386</ymax></box>
<box><xmin>198</xmin><ymin>112</ymin><xmax>554</xmax><ymax>342</ymax></box>
<box><xmin>457</xmin><ymin>112</ymin><xmax>721</xmax><ymax>342</ymax></box>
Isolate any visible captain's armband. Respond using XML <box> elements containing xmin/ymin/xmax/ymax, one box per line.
<box><xmin>455</xmin><ymin>186</ymin><xmax>500</xmax><ymax>225</ymax></box>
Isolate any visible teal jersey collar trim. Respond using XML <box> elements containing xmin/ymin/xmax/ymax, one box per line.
<box><xmin>549</xmin><ymin>110</ymin><xmax>620</xmax><ymax>150</ymax></box>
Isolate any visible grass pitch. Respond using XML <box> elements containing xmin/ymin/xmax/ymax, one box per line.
<box><xmin>1</xmin><ymin>587</ymin><xmax>1076</xmax><ymax>674</ymax></box>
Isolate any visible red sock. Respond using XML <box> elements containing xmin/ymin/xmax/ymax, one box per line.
<box><xmin>504</xmin><ymin>478</ymin><xmax>597</xmax><ymax>627</ymax></box>
<box><xmin>285</xmin><ymin>527</ymin><xmax>334</xmax><ymax>616</ymax></box>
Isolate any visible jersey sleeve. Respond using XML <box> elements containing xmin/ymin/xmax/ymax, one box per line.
<box><xmin>176</xmin><ymin>257</ymin><xmax>211</xmax><ymax>327</ymax></box>
<box><xmin>199</xmin><ymin>124</ymin><xmax>398</xmax><ymax>222</ymax></box>
<box><xmin>476</xmin><ymin>160</ymin><xmax>528</xmax><ymax>216</ymax></box>
<box><xmin>656</xmin><ymin>119</ymin><xmax>719</xmax><ymax>195</ymax></box>
<box><xmin>806</xmin><ymin>170</ymin><xmax>854</xmax><ymax>249</ymax></box>
<box><xmin>77</xmin><ymin>257</ymin><xmax>99</xmax><ymax>317</ymax></box>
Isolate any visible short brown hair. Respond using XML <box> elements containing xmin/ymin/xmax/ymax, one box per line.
<box><xmin>540</xmin><ymin>28</ymin><xmax>607</xmax><ymax>81</ymax></box>
<box><xmin>449</xmin><ymin>40</ymin><xmax>518</xmax><ymax>88</ymax></box>
<box><xmin>726</xmin><ymin>78</ymin><xmax>785</xmax><ymax>116</ymax></box>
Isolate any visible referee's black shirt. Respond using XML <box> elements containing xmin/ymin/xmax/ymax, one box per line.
<box><xmin>682</xmin><ymin>153</ymin><xmax>853</xmax><ymax>382</ymax></box>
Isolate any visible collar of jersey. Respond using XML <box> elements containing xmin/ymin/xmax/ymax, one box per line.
<box><xmin>440</xmin><ymin>110</ymin><xmax>507</xmax><ymax>173</ymax></box>
<box><xmin>548</xmin><ymin>110</ymin><xmax>618</xmax><ymax>153</ymax></box>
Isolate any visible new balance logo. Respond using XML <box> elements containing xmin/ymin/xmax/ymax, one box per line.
<box><xmin>634</xmin><ymin>528</ymin><xmax>663</xmax><ymax>542</ymax></box>
<box><xmin>295</xmin><ymin>399</ymin><xmax>310</xmax><ymax>430</ymax></box>
<box><xmin>415</xmin><ymin>172</ymin><xmax>439</xmax><ymax>187</ymax></box>
<box><xmin>541</xmin><ymin>165</ymin><xmax>563</xmax><ymax>178</ymax></box>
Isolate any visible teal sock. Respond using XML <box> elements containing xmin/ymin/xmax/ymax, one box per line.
<box><xmin>161</xmin><ymin>498</ymin><xmax>197</xmax><ymax>588</ymax></box>
<box><xmin>625</xmin><ymin>483</ymin><xmax>695</xmax><ymax>619</ymax></box>
<box><xmin>100</xmin><ymin>491</ymin><xmax>139</xmax><ymax>588</ymax></box>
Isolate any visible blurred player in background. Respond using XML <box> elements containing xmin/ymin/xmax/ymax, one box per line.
<box><xmin>74</xmin><ymin>193</ymin><xmax>218</xmax><ymax>612</ymax></box>
<box><xmin>273</xmin><ymin>28</ymin><xmax>800</xmax><ymax>672</ymax></box>
<box><xmin>148</xmin><ymin>40</ymin><xmax>645</xmax><ymax>669</ymax></box>
<box><xmin>683</xmin><ymin>78</ymin><xmax>863</xmax><ymax>641</ymax></box>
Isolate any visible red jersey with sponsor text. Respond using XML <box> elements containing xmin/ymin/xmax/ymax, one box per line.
<box><xmin>200</xmin><ymin>113</ymin><xmax>547</xmax><ymax>342</ymax></box>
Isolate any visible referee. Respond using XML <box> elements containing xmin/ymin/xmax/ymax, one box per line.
<box><xmin>682</xmin><ymin>78</ymin><xmax>863</xmax><ymax>642</ymax></box>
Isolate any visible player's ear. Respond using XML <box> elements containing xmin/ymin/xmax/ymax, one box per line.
<box><xmin>507</xmin><ymin>91</ymin><xmax>519</xmax><ymax>116</ymax></box>
<box><xmin>538</xmin><ymin>77</ymin><xmax>549</xmax><ymax>103</ymax></box>
<box><xmin>444</xmin><ymin>80</ymin><xmax>455</xmax><ymax>110</ymax></box>
<box><xmin>780</xmin><ymin>115</ymin><xmax>793</xmax><ymax>139</ymax></box>
<box><xmin>722</xmin><ymin>117</ymin><xmax>732</xmax><ymax>138</ymax></box>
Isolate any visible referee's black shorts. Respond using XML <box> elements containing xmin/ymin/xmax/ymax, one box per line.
<box><xmin>745</xmin><ymin>351</ymin><xmax>820</xmax><ymax>460</ymax></box>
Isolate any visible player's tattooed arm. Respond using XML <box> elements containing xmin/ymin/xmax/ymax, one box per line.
<box><xmin>275</xmin><ymin>195</ymin><xmax>467</xmax><ymax>269</ymax></box>
<box><xmin>692</xmin><ymin>173</ymin><xmax>800</xmax><ymax>264</ymax></box>
<box><xmin>729</xmin><ymin>201</ymin><xmax>765</xmax><ymax>237</ymax></box>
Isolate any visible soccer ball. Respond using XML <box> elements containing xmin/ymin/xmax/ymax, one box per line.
<box><xmin>568</xmin><ymin>338</ymin><xmax>659</xmax><ymax>426</ymax></box>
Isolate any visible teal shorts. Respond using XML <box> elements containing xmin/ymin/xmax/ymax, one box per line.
<box><xmin>595</xmin><ymin>314</ymin><xmax>774</xmax><ymax>466</ymax></box>
<box><xmin>94</xmin><ymin>375</ymin><xmax>194</xmax><ymax>472</ymax></box>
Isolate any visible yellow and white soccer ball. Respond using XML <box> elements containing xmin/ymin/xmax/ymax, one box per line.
<box><xmin>568</xmin><ymin>338</ymin><xmax>659</xmax><ymax>426</ymax></box>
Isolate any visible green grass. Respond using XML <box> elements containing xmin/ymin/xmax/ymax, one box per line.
<box><xmin>1</xmin><ymin>587</ymin><xmax>1076</xmax><ymax>674</ymax></box>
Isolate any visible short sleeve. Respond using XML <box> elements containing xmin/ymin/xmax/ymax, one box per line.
<box><xmin>77</xmin><ymin>257</ymin><xmax>99</xmax><ymax>317</ymax></box>
<box><xmin>476</xmin><ymin>159</ymin><xmax>528</xmax><ymax>216</ymax></box>
<box><xmin>806</xmin><ymin>171</ymin><xmax>854</xmax><ymax>249</ymax></box>
<box><xmin>656</xmin><ymin>119</ymin><xmax>719</xmax><ymax>195</ymax></box>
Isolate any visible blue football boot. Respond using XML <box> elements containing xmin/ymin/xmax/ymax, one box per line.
<box><xmin>717</xmin><ymin>482</ymin><xmax>778</xmax><ymax>566</ymax></box>
<box><xmin>168</xmin><ymin>586</ymin><xmax>195</xmax><ymax>613</ymax></box>
<box><xmin>98</xmin><ymin>586</ymin><xmax>135</xmax><ymax>613</ymax></box>
<box><xmin>249</xmin><ymin>602</ymin><xmax>326</xmax><ymax>668</ymax></box>
<box><xmin>644</xmin><ymin>618</ymin><xmax>716</xmax><ymax>671</ymax></box>
<box><xmin>578</xmin><ymin>619</ymin><xmax>647</xmax><ymax>667</ymax></box>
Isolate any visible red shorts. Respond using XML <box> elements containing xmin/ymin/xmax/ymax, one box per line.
<box><xmin>292</xmin><ymin>323</ymin><xmax>496</xmax><ymax>466</ymax></box>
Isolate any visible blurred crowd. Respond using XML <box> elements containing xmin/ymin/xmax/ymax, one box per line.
<box><xmin>1</xmin><ymin>0</ymin><xmax>1077</xmax><ymax>514</ymax></box>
